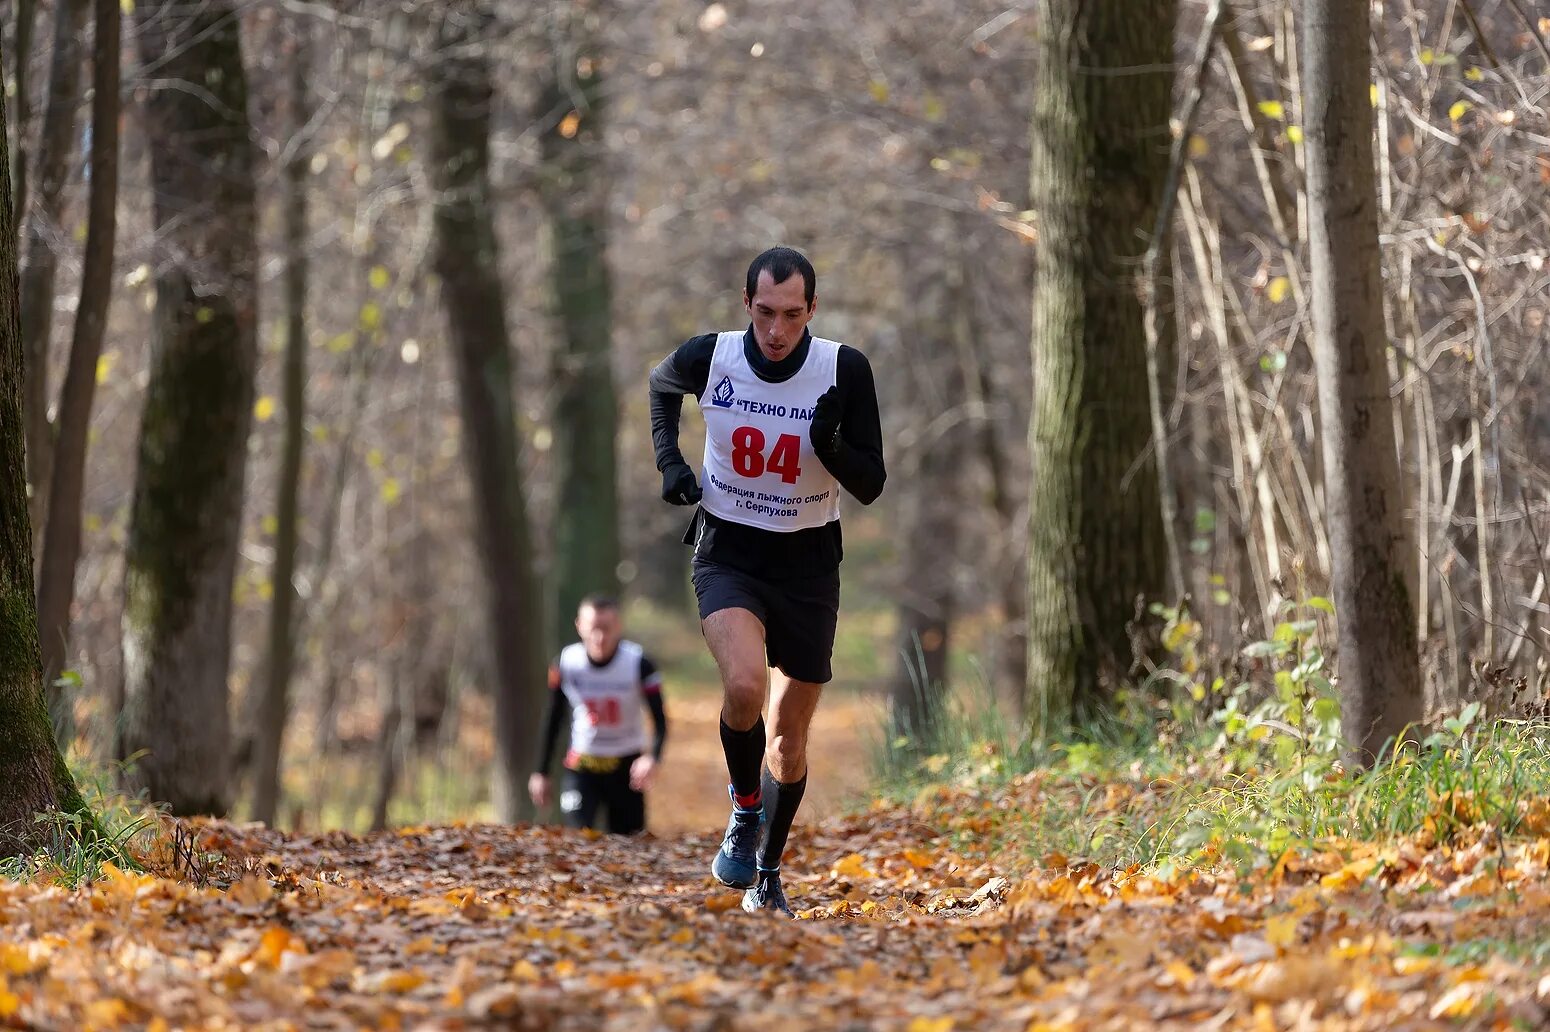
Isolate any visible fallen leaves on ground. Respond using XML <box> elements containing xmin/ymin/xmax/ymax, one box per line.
<box><xmin>0</xmin><ymin>788</ymin><xmax>1547</xmax><ymax>1030</ymax></box>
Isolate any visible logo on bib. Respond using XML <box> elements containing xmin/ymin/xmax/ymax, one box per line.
<box><xmin>711</xmin><ymin>375</ymin><xmax>736</xmax><ymax>408</ymax></box>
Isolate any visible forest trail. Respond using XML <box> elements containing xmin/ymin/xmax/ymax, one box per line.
<box><xmin>5</xmin><ymin>789</ymin><xmax>1550</xmax><ymax>1030</ymax></box>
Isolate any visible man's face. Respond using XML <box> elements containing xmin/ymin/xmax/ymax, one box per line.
<box><xmin>576</xmin><ymin>604</ymin><xmax>622</xmax><ymax>662</ymax></box>
<box><xmin>744</xmin><ymin>269</ymin><xmax>816</xmax><ymax>362</ymax></box>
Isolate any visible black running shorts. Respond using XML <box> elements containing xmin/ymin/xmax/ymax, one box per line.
<box><xmin>691</xmin><ymin>559</ymin><xmax>841</xmax><ymax>684</ymax></box>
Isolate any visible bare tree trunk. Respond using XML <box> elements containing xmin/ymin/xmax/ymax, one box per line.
<box><xmin>19</xmin><ymin>0</ymin><xmax>88</xmax><ymax>536</ymax></box>
<box><xmin>1302</xmin><ymin>0</ymin><xmax>1421</xmax><ymax>764</ymax></box>
<box><xmin>890</xmin><ymin>220</ymin><xmax>964</xmax><ymax>747</ymax></box>
<box><xmin>119</xmin><ymin>0</ymin><xmax>257</xmax><ymax>816</ymax></box>
<box><xmin>35</xmin><ymin>0</ymin><xmax>118</xmax><ymax>740</ymax></box>
<box><xmin>431</xmin><ymin>3</ymin><xmax>543</xmax><ymax>823</ymax></box>
<box><xmin>250</xmin><ymin>23</ymin><xmax>310</xmax><ymax>828</ymax></box>
<box><xmin>541</xmin><ymin>1</ymin><xmax>619</xmax><ymax>640</ymax></box>
<box><xmin>1025</xmin><ymin>0</ymin><xmax>1176</xmax><ymax>737</ymax></box>
<box><xmin>11</xmin><ymin>0</ymin><xmax>38</xmax><ymax>239</ymax></box>
<box><xmin>0</xmin><ymin>54</ymin><xmax>92</xmax><ymax>856</ymax></box>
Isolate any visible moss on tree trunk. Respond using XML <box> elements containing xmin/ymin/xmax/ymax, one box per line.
<box><xmin>118</xmin><ymin>0</ymin><xmax>257</xmax><ymax>816</ymax></box>
<box><xmin>0</xmin><ymin>55</ymin><xmax>92</xmax><ymax>856</ymax></box>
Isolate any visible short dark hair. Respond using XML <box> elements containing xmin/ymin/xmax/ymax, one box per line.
<box><xmin>577</xmin><ymin>594</ymin><xmax>619</xmax><ymax>614</ymax></box>
<box><xmin>745</xmin><ymin>247</ymin><xmax>816</xmax><ymax>307</ymax></box>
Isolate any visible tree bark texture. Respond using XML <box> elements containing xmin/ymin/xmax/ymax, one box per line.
<box><xmin>0</xmin><ymin>48</ymin><xmax>91</xmax><ymax>857</ymax></box>
<box><xmin>541</xmin><ymin>0</ymin><xmax>620</xmax><ymax>641</ymax></box>
<box><xmin>432</xmin><ymin>3</ymin><xmax>544</xmax><ymax>823</ymax></box>
<box><xmin>19</xmin><ymin>0</ymin><xmax>88</xmax><ymax>534</ymax></box>
<box><xmin>119</xmin><ymin>0</ymin><xmax>257</xmax><ymax>816</ymax></box>
<box><xmin>251</xmin><ymin>24</ymin><xmax>310</xmax><ymax>828</ymax></box>
<box><xmin>36</xmin><ymin>0</ymin><xmax>120</xmax><ymax>737</ymax></box>
<box><xmin>1302</xmin><ymin>0</ymin><xmax>1422</xmax><ymax>764</ymax></box>
<box><xmin>1025</xmin><ymin>0</ymin><xmax>1176</xmax><ymax>737</ymax></box>
<box><xmin>890</xmin><ymin>219</ymin><xmax>964</xmax><ymax>747</ymax></box>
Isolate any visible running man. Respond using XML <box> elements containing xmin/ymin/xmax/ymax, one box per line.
<box><xmin>648</xmin><ymin>246</ymin><xmax>886</xmax><ymax>915</ymax></box>
<box><xmin>528</xmin><ymin>595</ymin><xmax>667</xmax><ymax>834</ymax></box>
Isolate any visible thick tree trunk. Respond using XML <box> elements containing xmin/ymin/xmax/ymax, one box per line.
<box><xmin>0</xmin><ymin>51</ymin><xmax>91</xmax><ymax>857</ymax></box>
<box><xmin>11</xmin><ymin>0</ymin><xmax>38</xmax><ymax>238</ymax></box>
<box><xmin>251</xmin><ymin>25</ymin><xmax>310</xmax><ymax>828</ymax></box>
<box><xmin>119</xmin><ymin>0</ymin><xmax>257</xmax><ymax>816</ymax></box>
<box><xmin>36</xmin><ymin>0</ymin><xmax>119</xmax><ymax>739</ymax></box>
<box><xmin>432</xmin><ymin>4</ymin><xmax>544</xmax><ymax>823</ymax></box>
<box><xmin>1302</xmin><ymin>0</ymin><xmax>1421</xmax><ymax>764</ymax></box>
<box><xmin>541</xmin><ymin>1</ymin><xmax>620</xmax><ymax>639</ymax></box>
<box><xmin>19</xmin><ymin>0</ymin><xmax>88</xmax><ymax>535</ymax></box>
<box><xmin>1025</xmin><ymin>0</ymin><xmax>1176</xmax><ymax>737</ymax></box>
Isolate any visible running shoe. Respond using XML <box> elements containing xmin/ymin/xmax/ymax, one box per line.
<box><xmin>741</xmin><ymin>868</ymin><xmax>794</xmax><ymax>917</ymax></box>
<box><xmin>710</xmin><ymin>786</ymin><xmax>763</xmax><ymax>889</ymax></box>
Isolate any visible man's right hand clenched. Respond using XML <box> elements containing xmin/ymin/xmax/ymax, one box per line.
<box><xmin>661</xmin><ymin>462</ymin><xmax>703</xmax><ymax>505</ymax></box>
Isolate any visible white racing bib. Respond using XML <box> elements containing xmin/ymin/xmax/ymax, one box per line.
<box><xmin>699</xmin><ymin>331</ymin><xmax>842</xmax><ymax>532</ymax></box>
<box><xmin>558</xmin><ymin>640</ymin><xmax>650</xmax><ymax>758</ymax></box>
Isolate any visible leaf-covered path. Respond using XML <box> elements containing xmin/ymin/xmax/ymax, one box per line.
<box><xmin>3</xmin><ymin>794</ymin><xmax>1550</xmax><ymax>1030</ymax></box>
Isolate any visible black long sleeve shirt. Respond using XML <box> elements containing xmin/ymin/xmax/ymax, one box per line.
<box><xmin>648</xmin><ymin>327</ymin><xmax>886</xmax><ymax>580</ymax></box>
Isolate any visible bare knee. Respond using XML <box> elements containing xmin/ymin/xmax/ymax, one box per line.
<box><xmin>722</xmin><ymin>670</ymin><xmax>766</xmax><ymax>729</ymax></box>
<box><xmin>766</xmin><ymin>733</ymin><xmax>807</xmax><ymax>782</ymax></box>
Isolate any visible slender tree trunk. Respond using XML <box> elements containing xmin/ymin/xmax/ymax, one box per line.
<box><xmin>1302</xmin><ymin>0</ymin><xmax>1421</xmax><ymax>764</ymax></box>
<box><xmin>19</xmin><ymin>0</ymin><xmax>88</xmax><ymax>536</ymax></box>
<box><xmin>0</xmin><ymin>49</ymin><xmax>91</xmax><ymax>856</ymax></box>
<box><xmin>35</xmin><ymin>0</ymin><xmax>119</xmax><ymax>740</ymax></box>
<box><xmin>431</xmin><ymin>3</ymin><xmax>543</xmax><ymax>823</ymax></box>
<box><xmin>1025</xmin><ymin>0</ymin><xmax>1176</xmax><ymax>737</ymax></box>
<box><xmin>250</xmin><ymin>25</ymin><xmax>310</xmax><ymax>828</ymax></box>
<box><xmin>541</xmin><ymin>0</ymin><xmax>619</xmax><ymax>638</ymax></box>
<box><xmin>891</xmin><ymin>220</ymin><xmax>963</xmax><ymax>747</ymax></box>
<box><xmin>119</xmin><ymin>0</ymin><xmax>257</xmax><ymax>816</ymax></box>
<box><xmin>12</xmin><ymin>0</ymin><xmax>38</xmax><ymax>245</ymax></box>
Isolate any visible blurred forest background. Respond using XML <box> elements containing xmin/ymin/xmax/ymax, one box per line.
<box><xmin>4</xmin><ymin>0</ymin><xmax>1548</xmax><ymax>835</ymax></box>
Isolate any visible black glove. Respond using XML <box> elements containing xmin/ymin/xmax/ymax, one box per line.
<box><xmin>660</xmin><ymin>461</ymin><xmax>702</xmax><ymax>505</ymax></box>
<box><xmin>810</xmin><ymin>385</ymin><xmax>843</xmax><ymax>456</ymax></box>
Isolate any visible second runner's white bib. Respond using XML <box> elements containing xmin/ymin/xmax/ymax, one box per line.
<box><xmin>699</xmin><ymin>331</ymin><xmax>842</xmax><ymax>532</ymax></box>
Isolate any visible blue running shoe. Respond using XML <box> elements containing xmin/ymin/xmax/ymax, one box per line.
<box><xmin>711</xmin><ymin>787</ymin><xmax>763</xmax><ymax>889</ymax></box>
<box><xmin>741</xmin><ymin>867</ymin><xmax>794</xmax><ymax>917</ymax></box>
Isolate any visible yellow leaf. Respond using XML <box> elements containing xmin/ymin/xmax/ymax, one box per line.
<box><xmin>1371</xmin><ymin>83</ymin><xmax>1379</xmax><ymax>107</ymax></box>
<box><xmin>869</xmin><ymin>80</ymin><xmax>890</xmax><ymax>103</ymax></box>
<box><xmin>1264</xmin><ymin>913</ymin><xmax>1298</xmax><ymax>948</ymax></box>
<box><xmin>1429</xmin><ymin>983</ymin><xmax>1480</xmax><ymax>1019</ymax></box>
<box><xmin>359</xmin><ymin>301</ymin><xmax>382</xmax><ymax>331</ymax></box>
<box><xmin>1285</xmin><ymin>125</ymin><xmax>1304</xmax><ymax>144</ymax></box>
<box><xmin>0</xmin><ymin>980</ymin><xmax>17</xmax><ymax>1019</ymax></box>
<box><xmin>1256</xmin><ymin>100</ymin><xmax>1286</xmax><ymax>120</ymax></box>
<box><xmin>380</xmin><ymin>477</ymin><xmax>401</xmax><ymax>505</ymax></box>
<box><xmin>84</xmin><ymin>998</ymin><xmax>129</xmax><ymax>1027</ymax></box>
<box><xmin>1267</xmin><ymin>276</ymin><xmax>1291</xmax><ymax>304</ymax></box>
<box><xmin>1188</xmin><ymin>134</ymin><xmax>1210</xmax><ymax>158</ymax></box>
<box><xmin>368</xmin><ymin>265</ymin><xmax>391</xmax><ymax>290</ymax></box>
<box><xmin>253</xmin><ymin>926</ymin><xmax>306</xmax><ymax>968</ymax></box>
<box><xmin>1419</xmin><ymin>47</ymin><xmax>1435</xmax><ymax>65</ymax></box>
<box><xmin>511</xmin><ymin>959</ymin><xmax>540</xmax><ymax>981</ymax></box>
<box><xmin>831</xmin><ymin>853</ymin><xmax>872</xmax><ymax>880</ymax></box>
<box><xmin>254</xmin><ymin>396</ymin><xmax>276</xmax><ymax>422</ymax></box>
<box><xmin>1448</xmin><ymin>100</ymin><xmax>1471</xmax><ymax>122</ymax></box>
<box><xmin>261</xmin><ymin>514</ymin><xmax>279</xmax><ymax>536</ymax></box>
<box><xmin>120</xmin><ymin>0</ymin><xmax>133</xmax><ymax>14</ymax></box>
<box><xmin>1465</xmin><ymin>66</ymin><xmax>1484</xmax><ymax>82</ymax></box>
<box><xmin>907</xmin><ymin>1018</ymin><xmax>954</xmax><ymax>1032</ymax></box>
<box><xmin>326</xmin><ymin>331</ymin><xmax>355</xmax><ymax>353</ymax></box>
<box><xmin>366</xmin><ymin>448</ymin><xmax>384</xmax><ymax>470</ymax></box>
<box><xmin>1163</xmin><ymin>959</ymin><xmax>1196</xmax><ymax>988</ymax></box>
<box><xmin>558</xmin><ymin>111</ymin><xmax>581</xmax><ymax>139</ymax></box>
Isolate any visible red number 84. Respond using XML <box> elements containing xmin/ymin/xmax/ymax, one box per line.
<box><xmin>730</xmin><ymin>426</ymin><xmax>802</xmax><ymax>485</ymax></box>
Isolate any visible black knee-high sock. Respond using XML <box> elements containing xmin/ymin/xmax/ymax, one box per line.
<box><xmin>757</xmin><ymin>765</ymin><xmax>807</xmax><ymax>871</ymax></box>
<box><xmin>720</xmin><ymin>716</ymin><xmax>765</xmax><ymax>806</ymax></box>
